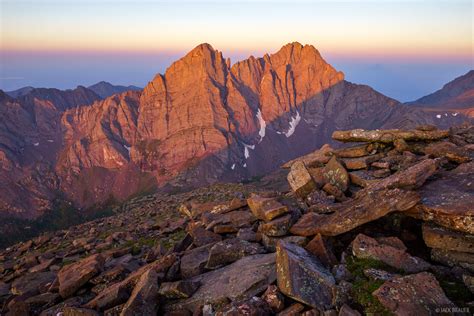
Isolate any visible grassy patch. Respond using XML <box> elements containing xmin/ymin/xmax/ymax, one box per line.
<box><xmin>346</xmin><ymin>256</ymin><xmax>394</xmax><ymax>276</ymax></box>
<box><xmin>345</xmin><ymin>256</ymin><xmax>393</xmax><ymax>315</ymax></box>
<box><xmin>161</xmin><ymin>229</ymin><xmax>186</xmax><ymax>250</ymax></box>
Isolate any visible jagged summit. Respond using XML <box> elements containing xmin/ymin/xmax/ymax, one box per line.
<box><xmin>0</xmin><ymin>42</ymin><xmax>470</xmax><ymax>220</ymax></box>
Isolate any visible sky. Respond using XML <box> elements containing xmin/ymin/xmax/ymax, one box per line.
<box><xmin>0</xmin><ymin>0</ymin><xmax>472</xmax><ymax>102</ymax></box>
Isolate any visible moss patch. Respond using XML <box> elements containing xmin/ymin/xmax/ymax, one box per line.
<box><xmin>346</xmin><ymin>256</ymin><xmax>393</xmax><ymax>315</ymax></box>
<box><xmin>161</xmin><ymin>229</ymin><xmax>187</xmax><ymax>250</ymax></box>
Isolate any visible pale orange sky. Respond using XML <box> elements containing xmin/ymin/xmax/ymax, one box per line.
<box><xmin>1</xmin><ymin>0</ymin><xmax>473</xmax><ymax>100</ymax></box>
<box><xmin>2</xmin><ymin>0</ymin><xmax>472</xmax><ymax>60</ymax></box>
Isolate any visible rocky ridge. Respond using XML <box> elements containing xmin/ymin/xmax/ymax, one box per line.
<box><xmin>1</xmin><ymin>43</ymin><xmax>472</xmax><ymax>219</ymax></box>
<box><xmin>0</xmin><ymin>125</ymin><xmax>472</xmax><ymax>315</ymax></box>
<box><xmin>408</xmin><ymin>70</ymin><xmax>474</xmax><ymax>117</ymax></box>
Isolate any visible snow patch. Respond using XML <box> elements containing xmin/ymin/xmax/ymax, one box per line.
<box><xmin>47</xmin><ymin>139</ymin><xmax>54</xmax><ymax>143</ymax></box>
<box><xmin>284</xmin><ymin>111</ymin><xmax>301</xmax><ymax>137</ymax></box>
<box><xmin>243</xmin><ymin>144</ymin><xmax>255</xmax><ymax>159</ymax></box>
<box><xmin>244</xmin><ymin>147</ymin><xmax>249</xmax><ymax>159</ymax></box>
<box><xmin>243</xmin><ymin>163</ymin><xmax>247</xmax><ymax>168</ymax></box>
<box><xmin>33</xmin><ymin>142</ymin><xmax>39</xmax><ymax>146</ymax></box>
<box><xmin>123</xmin><ymin>145</ymin><xmax>131</xmax><ymax>157</ymax></box>
<box><xmin>444</xmin><ymin>113</ymin><xmax>448</xmax><ymax>117</ymax></box>
<box><xmin>436</xmin><ymin>114</ymin><xmax>441</xmax><ymax>119</ymax></box>
<box><xmin>256</xmin><ymin>109</ymin><xmax>266</xmax><ymax>141</ymax></box>
<box><xmin>231</xmin><ymin>163</ymin><xmax>235</xmax><ymax>170</ymax></box>
<box><xmin>452</xmin><ymin>112</ymin><xmax>459</xmax><ymax>116</ymax></box>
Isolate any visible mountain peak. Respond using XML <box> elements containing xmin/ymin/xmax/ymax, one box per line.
<box><xmin>270</xmin><ymin>42</ymin><xmax>324</xmax><ymax>66</ymax></box>
<box><xmin>88</xmin><ymin>81</ymin><xmax>140</xmax><ymax>99</ymax></box>
<box><xmin>281</xmin><ymin>41</ymin><xmax>304</xmax><ymax>50</ymax></box>
<box><xmin>185</xmin><ymin>43</ymin><xmax>220</xmax><ymax>58</ymax></box>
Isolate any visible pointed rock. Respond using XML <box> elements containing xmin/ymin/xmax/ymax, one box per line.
<box><xmin>323</xmin><ymin>156</ymin><xmax>349</xmax><ymax>192</ymax></box>
<box><xmin>120</xmin><ymin>270</ymin><xmax>159</xmax><ymax>316</ymax></box>
<box><xmin>305</xmin><ymin>234</ymin><xmax>338</xmax><ymax>268</ymax></box>
<box><xmin>287</xmin><ymin>161</ymin><xmax>316</xmax><ymax>197</ymax></box>
<box><xmin>247</xmin><ymin>195</ymin><xmax>288</xmax><ymax>222</ymax></box>
<box><xmin>276</xmin><ymin>241</ymin><xmax>336</xmax><ymax>310</ymax></box>
<box><xmin>57</xmin><ymin>254</ymin><xmax>104</xmax><ymax>298</ymax></box>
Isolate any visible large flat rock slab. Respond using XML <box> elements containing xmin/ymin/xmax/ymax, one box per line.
<box><xmin>290</xmin><ymin>188</ymin><xmax>420</xmax><ymax>236</ymax></box>
<box><xmin>408</xmin><ymin>162</ymin><xmax>474</xmax><ymax>234</ymax></box>
<box><xmin>332</xmin><ymin>128</ymin><xmax>449</xmax><ymax>143</ymax></box>
<box><xmin>373</xmin><ymin>272</ymin><xmax>456</xmax><ymax>315</ymax></box>
<box><xmin>166</xmin><ymin>253</ymin><xmax>276</xmax><ymax>312</ymax></box>
<box><xmin>352</xmin><ymin>234</ymin><xmax>430</xmax><ymax>273</ymax></box>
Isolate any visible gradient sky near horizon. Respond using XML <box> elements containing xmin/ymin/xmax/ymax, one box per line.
<box><xmin>1</xmin><ymin>0</ymin><xmax>473</xmax><ymax>101</ymax></box>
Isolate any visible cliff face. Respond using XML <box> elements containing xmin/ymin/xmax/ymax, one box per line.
<box><xmin>0</xmin><ymin>87</ymin><xmax>101</xmax><ymax>217</ymax></box>
<box><xmin>0</xmin><ymin>43</ymin><xmax>470</xmax><ymax>218</ymax></box>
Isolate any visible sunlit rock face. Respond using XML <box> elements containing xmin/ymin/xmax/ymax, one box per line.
<box><xmin>0</xmin><ymin>43</ymin><xmax>471</xmax><ymax>217</ymax></box>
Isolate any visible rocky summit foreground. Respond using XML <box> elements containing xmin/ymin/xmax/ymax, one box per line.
<box><xmin>0</xmin><ymin>125</ymin><xmax>473</xmax><ymax>315</ymax></box>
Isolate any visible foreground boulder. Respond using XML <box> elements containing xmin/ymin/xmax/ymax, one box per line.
<box><xmin>180</xmin><ymin>243</ymin><xmax>214</xmax><ymax>278</ymax></box>
<box><xmin>290</xmin><ymin>188</ymin><xmax>420</xmax><ymax>236</ymax></box>
<box><xmin>424</xmin><ymin>141</ymin><xmax>472</xmax><ymax>163</ymax></box>
<box><xmin>11</xmin><ymin>271</ymin><xmax>56</xmax><ymax>296</ymax></box>
<box><xmin>369</xmin><ymin>158</ymin><xmax>437</xmax><ymax>191</ymax></box>
<box><xmin>373</xmin><ymin>272</ymin><xmax>456</xmax><ymax>315</ymax></box>
<box><xmin>120</xmin><ymin>269</ymin><xmax>159</xmax><ymax>316</ymax></box>
<box><xmin>86</xmin><ymin>254</ymin><xmax>176</xmax><ymax>311</ymax></box>
<box><xmin>430</xmin><ymin>248</ymin><xmax>474</xmax><ymax>272</ymax></box>
<box><xmin>422</xmin><ymin>223</ymin><xmax>474</xmax><ymax>253</ymax></box>
<box><xmin>205</xmin><ymin>238</ymin><xmax>266</xmax><ymax>269</ymax></box>
<box><xmin>287</xmin><ymin>161</ymin><xmax>316</xmax><ymax>197</ymax></box>
<box><xmin>58</xmin><ymin>254</ymin><xmax>104</xmax><ymax>298</ymax></box>
<box><xmin>407</xmin><ymin>162</ymin><xmax>474</xmax><ymax>234</ymax></box>
<box><xmin>305</xmin><ymin>234</ymin><xmax>337</xmax><ymax>268</ymax></box>
<box><xmin>352</xmin><ymin>234</ymin><xmax>430</xmax><ymax>273</ymax></box>
<box><xmin>166</xmin><ymin>253</ymin><xmax>276</xmax><ymax>312</ymax></box>
<box><xmin>323</xmin><ymin>156</ymin><xmax>349</xmax><ymax>192</ymax></box>
<box><xmin>332</xmin><ymin>128</ymin><xmax>449</xmax><ymax>143</ymax></box>
<box><xmin>276</xmin><ymin>241</ymin><xmax>335</xmax><ymax>310</ymax></box>
<box><xmin>247</xmin><ymin>195</ymin><xmax>288</xmax><ymax>222</ymax></box>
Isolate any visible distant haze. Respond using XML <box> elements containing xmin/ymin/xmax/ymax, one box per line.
<box><xmin>1</xmin><ymin>0</ymin><xmax>472</xmax><ymax>101</ymax></box>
